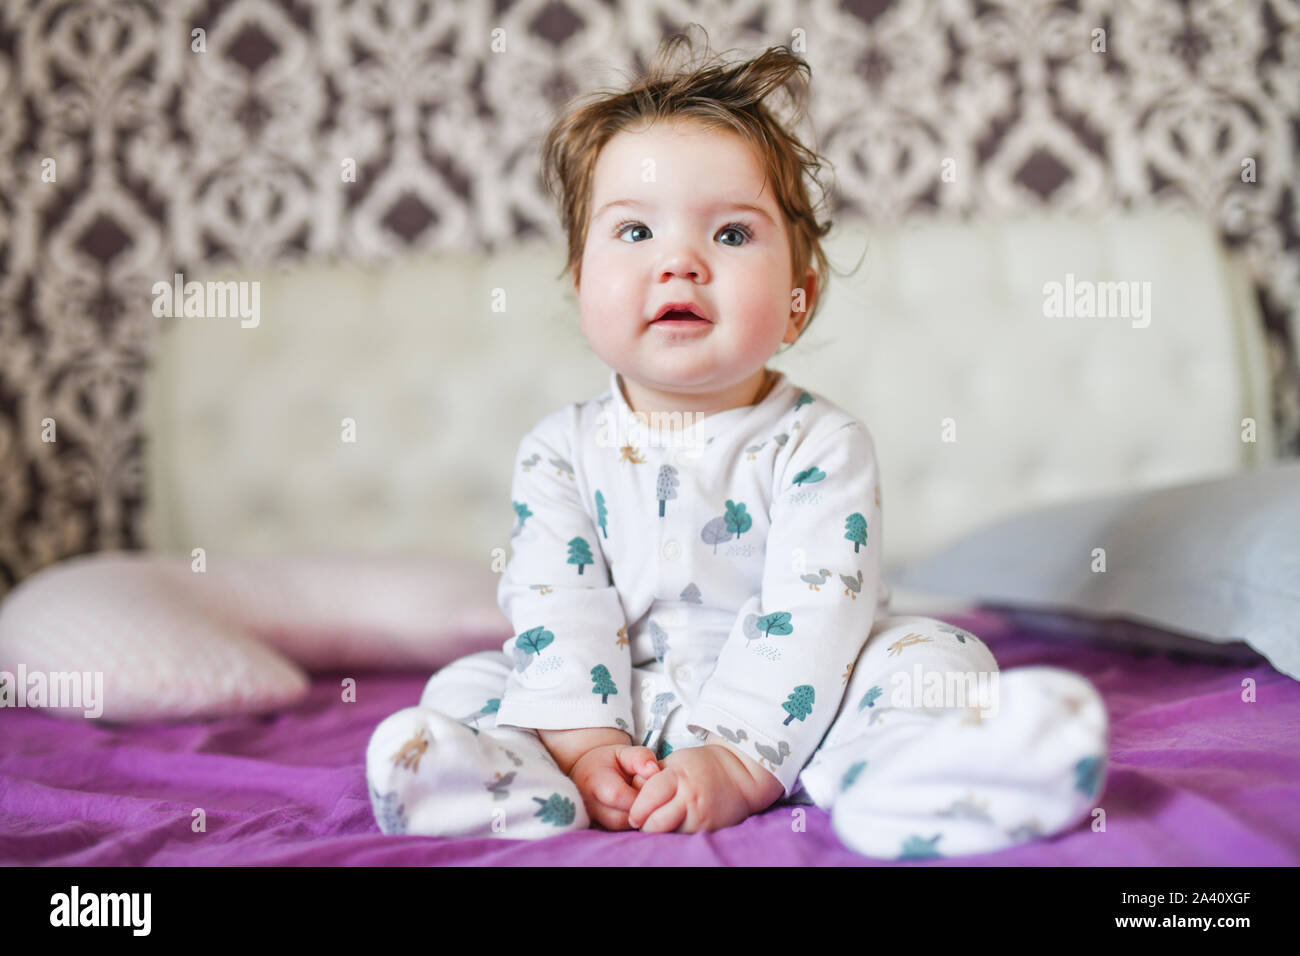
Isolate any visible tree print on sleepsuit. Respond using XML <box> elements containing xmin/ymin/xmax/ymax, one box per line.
<box><xmin>840</xmin><ymin>760</ymin><xmax>867</xmax><ymax>792</ymax></box>
<box><xmin>657</xmin><ymin>465</ymin><xmax>678</xmax><ymax>516</ymax></box>
<box><xmin>370</xmin><ymin>786</ymin><xmax>408</xmax><ymax>835</ymax></box>
<box><xmin>511</xmin><ymin>501</ymin><xmax>532</xmax><ymax>538</ymax></box>
<box><xmin>756</xmin><ymin>611</ymin><xmax>793</xmax><ymax>640</ymax></box>
<box><xmin>725</xmin><ymin>500</ymin><xmax>752</xmax><ymax>538</ymax></box>
<box><xmin>1074</xmin><ymin>756</ymin><xmax>1104</xmax><ymax>796</ymax></box>
<box><xmin>858</xmin><ymin>685</ymin><xmax>883</xmax><ymax>712</ymax></box>
<box><xmin>701</xmin><ymin>517</ymin><xmax>730</xmax><ymax>553</ymax></box>
<box><xmin>532</xmin><ymin>793</ymin><xmax>576</xmax><ymax>826</ymax></box>
<box><xmin>782</xmin><ymin>685</ymin><xmax>815</xmax><ymax>725</ymax></box>
<box><xmin>642</xmin><ymin>692</ymin><xmax>677</xmax><ymax>746</ymax></box>
<box><xmin>844</xmin><ymin>513</ymin><xmax>868</xmax><ymax>552</ymax></box>
<box><xmin>648</xmin><ymin>619</ymin><xmax>671</xmax><ymax>661</ymax></box>
<box><xmin>899</xmin><ymin>835</ymin><xmax>944</xmax><ymax>859</ymax></box>
<box><xmin>456</xmin><ymin>698</ymin><xmax>501</xmax><ymax>735</ymax></box>
<box><xmin>591</xmin><ymin>665</ymin><xmax>617</xmax><ymax>703</ymax></box>
<box><xmin>512</xmin><ymin>626</ymin><xmax>553</xmax><ymax>673</ymax></box>
<box><xmin>568</xmin><ymin>537</ymin><xmax>593</xmax><ymax>574</ymax></box>
<box><xmin>595</xmin><ymin>490</ymin><xmax>608</xmax><ymax>538</ymax></box>
<box><xmin>699</xmin><ymin>500</ymin><xmax>752</xmax><ymax>553</ymax></box>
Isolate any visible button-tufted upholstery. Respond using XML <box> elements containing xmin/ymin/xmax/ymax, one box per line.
<box><xmin>143</xmin><ymin>209</ymin><xmax>1274</xmax><ymax>576</ymax></box>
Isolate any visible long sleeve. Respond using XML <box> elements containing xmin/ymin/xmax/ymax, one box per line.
<box><xmin>684</xmin><ymin>415</ymin><xmax>884</xmax><ymax>798</ymax></box>
<box><xmin>494</xmin><ymin>412</ymin><xmax>633</xmax><ymax>735</ymax></box>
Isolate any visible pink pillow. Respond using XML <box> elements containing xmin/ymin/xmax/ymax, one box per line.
<box><xmin>0</xmin><ymin>552</ymin><xmax>309</xmax><ymax>723</ymax></box>
<box><xmin>0</xmin><ymin>551</ymin><xmax>511</xmax><ymax>724</ymax></box>
<box><xmin>184</xmin><ymin>551</ymin><xmax>512</xmax><ymax>670</ymax></box>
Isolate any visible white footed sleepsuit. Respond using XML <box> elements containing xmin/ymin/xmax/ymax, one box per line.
<box><xmin>366</xmin><ymin>370</ymin><xmax>1110</xmax><ymax>859</ymax></box>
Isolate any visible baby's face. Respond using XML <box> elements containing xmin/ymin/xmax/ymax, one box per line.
<box><xmin>575</xmin><ymin>118</ymin><xmax>810</xmax><ymax>407</ymax></box>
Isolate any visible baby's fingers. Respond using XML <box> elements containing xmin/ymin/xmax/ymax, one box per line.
<box><xmin>575</xmin><ymin>768</ymin><xmax>639</xmax><ymax>830</ymax></box>
<box><xmin>628</xmin><ymin>768</ymin><xmax>677</xmax><ymax>829</ymax></box>
<box><xmin>586</xmin><ymin>801</ymin><xmax>634</xmax><ymax>832</ymax></box>
<box><xmin>640</xmin><ymin>795</ymin><xmax>688</xmax><ymax>834</ymax></box>
<box><xmin>588</xmin><ymin>763</ymin><xmax>642</xmax><ymax>812</ymax></box>
<box><xmin>617</xmin><ymin>746</ymin><xmax>662</xmax><ymax>781</ymax></box>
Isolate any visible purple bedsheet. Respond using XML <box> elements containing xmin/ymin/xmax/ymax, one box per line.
<box><xmin>3</xmin><ymin>607</ymin><xmax>1298</xmax><ymax>866</ymax></box>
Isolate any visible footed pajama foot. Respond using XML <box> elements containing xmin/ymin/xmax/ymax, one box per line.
<box><xmin>366</xmin><ymin>706</ymin><xmax>589</xmax><ymax>840</ymax></box>
<box><xmin>828</xmin><ymin>667</ymin><xmax>1108</xmax><ymax>859</ymax></box>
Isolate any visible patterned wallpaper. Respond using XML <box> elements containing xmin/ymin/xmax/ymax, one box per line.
<box><xmin>0</xmin><ymin>0</ymin><xmax>1297</xmax><ymax>597</ymax></box>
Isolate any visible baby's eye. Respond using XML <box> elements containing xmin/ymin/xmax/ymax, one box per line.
<box><xmin>615</xmin><ymin>222</ymin><xmax>652</xmax><ymax>243</ymax></box>
<box><xmin>716</xmin><ymin>223</ymin><xmax>753</xmax><ymax>247</ymax></box>
<box><xmin>613</xmin><ymin>221</ymin><xmax>755</xmax><ymax>246</ymax></box>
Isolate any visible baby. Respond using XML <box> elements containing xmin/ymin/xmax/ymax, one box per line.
<box><xmin>366</xmin><ymin>31</ymin><xmax>1109</xmax><ymax>859</ymax></box>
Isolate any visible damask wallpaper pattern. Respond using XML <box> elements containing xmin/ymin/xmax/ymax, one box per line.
<box><xmin>0</xmin><ymin>0</ymin><xmax>1296</xmax><ymax>594</ymax></box>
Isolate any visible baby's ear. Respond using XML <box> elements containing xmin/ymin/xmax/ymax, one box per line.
<box><xmin>797</xmin><ymin>270</ymin><xmax>818</xmax><ymax>315</ymax></box>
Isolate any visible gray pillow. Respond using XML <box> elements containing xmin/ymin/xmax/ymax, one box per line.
<box><xmin>892</xmin><ymin>460</ymin><xmax>1300</xmax><ymax>680</ymax></box>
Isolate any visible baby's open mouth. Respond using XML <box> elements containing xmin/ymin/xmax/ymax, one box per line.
<box><xmin>652</xmin><ymin>301</ymin><xmax>713</xmax><ymax>323</ymax></box>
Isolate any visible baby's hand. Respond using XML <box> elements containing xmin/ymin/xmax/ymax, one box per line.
<box><xmin>567</xmin><ymin>744</ymin><xmax>663</xmax><ymax>831</ymax></box>
<box><xmin>627</xmin><ymin>745</ymin><xmax>757</xmax><ymax>834</ymax></box>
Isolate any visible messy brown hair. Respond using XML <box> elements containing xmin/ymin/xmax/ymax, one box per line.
<box><xmin>541</xmin><ymin>24</ymin><xmax>837</xmax><ymax>348</ymax></box>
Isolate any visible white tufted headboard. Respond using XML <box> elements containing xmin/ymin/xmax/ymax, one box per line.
<box><xmin>143</xmin><ymin>208</ymin><xmax>1275</xmax><ymax>578</ymax></box>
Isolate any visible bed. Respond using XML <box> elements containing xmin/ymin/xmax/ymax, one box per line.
<box><xmin>2</xmin><ymin>604</ymin><xmax>1296</xmax><ymax>866</ymax></box>
<box><xmin>2</xmin><ymin>208</ymin><xmax>1297</xmax><ymax>865</ymax></box>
